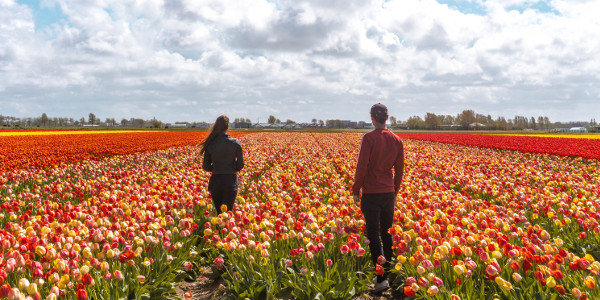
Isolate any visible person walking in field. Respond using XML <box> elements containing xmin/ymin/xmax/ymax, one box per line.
<box><xmin>352</xmin><ymin>103</ymin><xmax>404</xmax><ymax>293</ymax></box>
<box><xmin>200</xmin><ymin>115</ymin><xmax>244</xmax><ymax>214</ymax></box>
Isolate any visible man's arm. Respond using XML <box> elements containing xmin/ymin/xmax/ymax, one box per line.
<box><xmin>352</xmin><ymin>135</ymin><xmax>371</xmax><ymax>197</ymax></box>
<box><xmin>393</xmin><ymin>140</ymin><xmax>405</xmax><ymax>195</ymax></box>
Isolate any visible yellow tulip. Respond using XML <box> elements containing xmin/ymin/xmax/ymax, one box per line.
<box><xmin>80</xmin><ymin>265</ymin><xmax>90</xmax><ymax>275</ymax></box>
<box><xmin>454</xmin><ymin>265</ymin><xmax>465</xmax><ymax>276</ymax></box>
<box><xmin>584</xmin><ymin>254</ymin><xmax>595</xmax><ymax>263</ymax></box>
<box><xmin>82</xmin><ymin>247</ymin><xmax>92</xmax><ymax>259</ymax></box>
<box><xmin>26</xmin><ymin>283</ymin><xmax>38</xmax><ymax>296</ymax></box>
<box><xmin>100</xmin><ymin>261</ymin><xmax>110</xmax><ymax>272</ymax></box>
<box><xmin>546</xmin><ymin>277</ymin><xmax>556</xmax><ymax>288</ymax></box>
<box><xmin>397</xmin><ymin>255</ymin><xmax>407</xmax><ymax>263</ymax></box>
<box><xmin>18</xmin><ymin>278</ymin><xmax>30</xmax><ymax>290</ymax></box>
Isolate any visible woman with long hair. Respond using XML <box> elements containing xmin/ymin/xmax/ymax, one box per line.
<box><xmin>200</xmin><ymin>115</ymin><xmax>244</xmax><ymax>214</ymax></box>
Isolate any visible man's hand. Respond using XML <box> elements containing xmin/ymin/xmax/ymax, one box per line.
<box><xmin>353</xmin><ymin>194</ymin><xmax>360</xmax><ymax>203</ymax></box>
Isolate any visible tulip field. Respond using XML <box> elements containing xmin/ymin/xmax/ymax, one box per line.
<box><xmin>0</xmin><ymin>130</ymin><xmax>599</xmax><ymax>300</ymax></box>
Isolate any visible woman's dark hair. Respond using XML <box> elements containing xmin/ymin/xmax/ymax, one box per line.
<box><xmin>370</xmin><ymin>103</ymin><xmax>388</xmax><ymax>124</ymax></box>
<box><xmin>199</xmin><ymin>115</ymin><xmax>229</xmax><ymax>155</ymax></box>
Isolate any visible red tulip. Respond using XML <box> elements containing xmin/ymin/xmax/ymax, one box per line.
<box><xmin>340</xmin><ymin>245</ymin><xmax>349</xmax><ymax>255</ymax></box>
<box><xmin>375</xmin><ymin>264</ymin><xmax>384</xmax><ymax>276</ymax></box>
<box><xmin>404</xmin><ymin>286</ymin><xmax>415</xmax><ymax>297</ymax></box>
<box><xmin>0</xmin><ymin>284</ymin><xmax>11</xmax><ymax>298</ymax></box>
<box><xmin>82</xmin><ymin>274</ymin><xmax>93</xmax><ymax>286</ymax></box>
<box><xmin>77</xmin><ymin>289</ymin><xmax>88</xmax><ymax>300</ymax></box>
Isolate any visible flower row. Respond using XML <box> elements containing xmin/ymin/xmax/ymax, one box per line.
<box><xmin>396</xmin><ymin>133</ymin><xmax>600</xmax><ymax>160</ymax></box>
<box><xmin>0</xmin><ymin>132</ymin><xmax>246</xmax><ymax>173</ymax></box>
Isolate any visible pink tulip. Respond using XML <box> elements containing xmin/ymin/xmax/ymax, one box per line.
<box><xmin>8</xmin><ymin>288</ymin><xmax>20</xmax><ymax>300</ymax></box>
<box><xmin>183</xmin><ymin>262</ymin><xmax>193</xmax><ymax>272</ymax></box>
<box><xmin>485</xmin><ymin>265</ymin><xmax>498</xmax><ymax>276</ymax></box>
<box><xmin>113</xmin><ymin>270</ymin><xmax>124</xmax><ymax>281</ymax></box>
<box><xmin>214</xmin><ymin>257</ymin><xmax>225</xmax><ymax>270</ymax></box>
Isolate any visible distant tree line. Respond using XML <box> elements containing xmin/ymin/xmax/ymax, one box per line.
<box><xmin>262</xmin><ymin>111</ymin><xmax>598</xmax><ymax>130</ymax></box>
<box><xmin>0</xmin><ymin>113</ymin><xmax>162</xmax><ymax>128</ymax></box>
<box><xmin>1</xmin><ymin>111</ymin><xmax>598</xmax><ymax>130</ymax></box>
<box><xmin>400</xmin><ymin>110</ymin><xmax>597</xmax><ymax>130</ymax></box>
<box><xmin>234</xmin><ymin>118</ymin><xmax>252</xmax><ymax>123</ymax></box>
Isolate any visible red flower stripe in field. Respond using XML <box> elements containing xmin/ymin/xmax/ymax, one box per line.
<box><xmin>0</xmin><ymin>131</ymin><xmax>247</xmax><ymax>172</ymax></box>
<box><xmin>395</xmin><ymin>133</ymin><xmax>600</xmax><ymax>160</ymax></box>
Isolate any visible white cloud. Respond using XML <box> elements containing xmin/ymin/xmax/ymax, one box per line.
<box><xmin>0</xmin><ymin>0</ymin><xmax>599</xmax><ymax>122</ymax></box>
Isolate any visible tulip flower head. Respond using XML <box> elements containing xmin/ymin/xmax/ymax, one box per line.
<box><xmin>340</xmin><ymin>245</ymin><xmax>350</xmax><ymax>255</ymax></box>
<box><xmin>77</xmin><ymin>289</ymin><xmax>88</xmax><ymax>300</ymax></box>
<box><xmin>584</xmin><ymin>276</ymin><xmax>595</xmax><ymax>289</ymax></box>
<box><xmin>113</xmin><ymin>270</ymin><xmax>124</xmax><ymax>281</ymax></box>
<box><xmin>326</xmin><ymin>259</ymin><xmax>333</xmax><ymax>267</ymax></box>
<box><xmin>375</xmin><ymin>264</ymin><xmax>384</xmax><ymax>276</ymax></box>
<box><xmin>512</xmin><ymin>272</ymin><xmax>523</xmax><ymax>282</ymax></box>
<box><xmin>214</xmin><ymin>257</ymin><xmax>225</xmax><ymax>270</ymax></box>
<box><xmin>427</xmin><ymin>285</ymin><xmax>439</xmax><ymax>296</ymax></box>
<box><xmin>183</xmin><ymin>261</ymin><xmax>193</xmax><ymax>272</ymax></box>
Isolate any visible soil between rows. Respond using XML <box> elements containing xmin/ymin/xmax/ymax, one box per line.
<box><xmin>174</xmin><ymin>267</ymin><xmax>403</xmax><ymax>300</ymax></box>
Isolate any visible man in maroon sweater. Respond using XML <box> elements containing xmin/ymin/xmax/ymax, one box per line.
<box><xmin>353</xmin><ymin>103</ymin><xmax>404</xmax><ymax>293</ymax></box>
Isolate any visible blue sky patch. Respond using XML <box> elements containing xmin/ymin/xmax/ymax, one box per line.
<box><xmin>506</xmin><ymin>1</ymin><xmax>559</xmax><ymax>14</ymax></box>
<box><xmin>436</xmin><ymin>0</ymin><xmax>558</xmax><ymax>16</ymax></box>
<box><xmin>18</xmin><ymin>0</ymin><xmax>65</xmax><ymax>31</ymax></box>
<box><xmin>436</xmin><ymin>0</ymin><xmax>487</xmax><ymax>16</ymax></box>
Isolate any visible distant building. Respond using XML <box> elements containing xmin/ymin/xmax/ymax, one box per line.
<box><xmin>570</xmin><ymin>127</ymin><xmax>587</xmax><ymax>133</ymax></box>
<box><xmin>469</xmin><ymin>123</ymin><xmax>486</xmax><ymax>129</ymax></box>
<box><xmin>253</xmin><ymin>123</ymin><xmax>282</xmax><ymax>129</ymax></box>
<box><xmin>166</xmin><ymin>123</ymin><xmax>188</xmax><ymax>128</ymax></box>
<box><xmin>282</xmin><ymin>123</ymin><xmax>301</xmax><ymax>129</ymax></box>
<box><xmin>233</xmin><ymin>122</ymin><xmax>252</xmax><ymax>129</ymax></box>
<box><xmin>394</xmin><ymin>123</ymin><xmax>409</xmax><ymax>130</ymax></box>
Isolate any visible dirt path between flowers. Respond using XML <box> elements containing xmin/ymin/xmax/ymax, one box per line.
<box><xmin>174</xmin><ymin>266</ymin><xmax>227</xmax><ymax>300</ymax></box>
<box><xmin>174</xmin><ymin>267</ymin><xmax>403</xmax><ymax>300</ymax></box>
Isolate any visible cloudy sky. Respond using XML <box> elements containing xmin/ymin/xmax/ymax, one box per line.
<box><xmin>1</xmin><ymin>0</ymin><xmax>599</xmax><ymax>123</ymax></box>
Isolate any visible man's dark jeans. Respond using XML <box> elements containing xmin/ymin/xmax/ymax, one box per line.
<box><xmin>208</xmin><ymin>174</ymin><xmax>238</xmax><ymax>213</ymax></box>
<box><xmin>361</xmin><ymin>192</ymin><xmax>395</xmax><ymax>282</ymax></box>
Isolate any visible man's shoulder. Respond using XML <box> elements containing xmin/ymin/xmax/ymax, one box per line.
<box><xmin>361</xmin><ymin>130</ymin><xmax>377</xmax><ymax>144</ymax></box>
<box><xmin>363</xmin><ymin>129</ymin><xmax>379</xmax><ymax>138</ymax></box>
<box><xmin>383</xmin><ymin>130</ymin><xmax>403</xmax><ymax>144</ymax></box>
